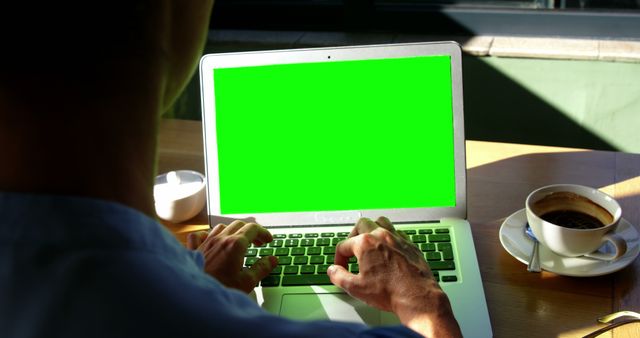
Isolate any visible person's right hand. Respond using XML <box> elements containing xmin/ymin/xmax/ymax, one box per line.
<box><xmin>328</xmin><ymin>217</ymin><xmax>462</xmax><ymax>338</ymax></box>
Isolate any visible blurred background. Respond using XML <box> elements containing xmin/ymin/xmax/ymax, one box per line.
<box><xmin>166</xmin><ymin>0</ymin><xmax>640</xmax><ymax>153</ymax></box>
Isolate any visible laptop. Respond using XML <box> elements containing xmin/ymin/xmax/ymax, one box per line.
<box><xmin>199</xmin><ymin>41</ymin><xmax>492</xmax><ymax>337</ymax></box>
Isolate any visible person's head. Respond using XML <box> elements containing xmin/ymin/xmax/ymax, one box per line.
<box><xmin>0</xmin><ymin>1</ymin><xmax>214</xmax><ymax>212</ymax></box>
<box><xmin>1</xmin><ymin>1</ymin><xmax>214</xmax><ymax>117</ymax></box>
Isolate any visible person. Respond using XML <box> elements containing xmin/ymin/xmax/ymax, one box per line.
<box><xmin>0</xmin><ymin>1</ymin><xmax>461</xmax><ymax>337</ymax></box>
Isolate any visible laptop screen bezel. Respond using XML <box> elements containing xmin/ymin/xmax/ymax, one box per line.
<box><xmin>199</xmin><ymin>42</ymin><xmax>467</xmax><ymax>226</ymax></box>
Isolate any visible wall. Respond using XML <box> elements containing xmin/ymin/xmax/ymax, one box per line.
<box><xmin>464</xmin><ymin>56</ymin><xmax>640</xmax><ymax>152</ymax></box>
<box><xmin>167</xmin><ymin>31</ymin><xmax>640</xmax><ymax>153</ymax></box>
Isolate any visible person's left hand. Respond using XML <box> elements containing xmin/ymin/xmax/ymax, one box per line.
<box><xmin>186</xmin><ymin>220</ymin><xmax>276</xmax><ymax>293</ymax></box>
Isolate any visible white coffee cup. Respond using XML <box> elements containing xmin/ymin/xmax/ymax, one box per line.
<box><xmin>525</xmin><ymin>184</ymin><xmax>626</xmax><ymax>261</ymax></box>
<box><xmin>154</xmin><ymin>170</ymin><xmax>206</xmax><ymax>223</ymax></box>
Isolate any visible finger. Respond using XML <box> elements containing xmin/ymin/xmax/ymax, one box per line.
<box><xmin>210</xmin><ymin>223</ymin><xmax>226</xmax><ymax>237</ymax></box>
<box><xmin>199</xmin><ymin>231</ymin><xmax>211</xmax><ymax>243</ymax></box>
<box><xmin>349</xmin><ymin>218</ymin><xmax>379</xmax><ymax>237</ymax></box>
<box><xmin>224</xmin><ymin>234</ymin><xmax>251</xmax><ymax>256</ymax></box>
<box><xmin>396</xmin><ymin>229</ymin><xmax>411</xmax><ymax>241</ymax></box>
<box><xmin>374</xmin><ymin>228</ymin><xmax>397</xmax><ymax>246</ymax></box>
<box><xmin>186</xmin><ymin>232</ymin><xmax>202</xmax><ymax>250</ymax></box>
<box><xmin>235</xmin><ymin>222</ymin><xmax>273</xmax><ymax>246</ymax></box>
<box><xmin>334</xmin><ymin>236</ymin><xmax>359</xmax><ymax>268</ymax></box>
<box><xmin>199</xmin><ymin>231</ymin><xmax>211</xmax><ymax>242</ymax></box>
<box><xmin>198</xmin><ymin>224</ymin><xmax>224</xmax><ymax>249</ymax></box>
<box><xmin>220</xmin><ymin>220</ymin><xmax>246</xmax><ymax>235</ymax></box>
<box><xmin>375</xmin><ymin>216</ymin><xmax>395</xmax><ymax>232</ymax></box>
<box><xmin>327</xmin><ymin>264</ymin><xmax>360</xmax><ymax>293</ymax></box>
<box><xmin>246</xmin><ymin>256</ymin><xmax>277</xmax><ymax>288</ymax></box>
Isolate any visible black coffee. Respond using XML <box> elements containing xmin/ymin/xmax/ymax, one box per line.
<box><xmin>540</xmin><ymin>210</ymin><xmax>605</xmax><ymax>229</ymax></box>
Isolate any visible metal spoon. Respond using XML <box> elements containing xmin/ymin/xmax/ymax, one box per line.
<box><xmin>525</xmin><ymin>223</ymin><xmax>541</xmax><ymax>272</ymax></box>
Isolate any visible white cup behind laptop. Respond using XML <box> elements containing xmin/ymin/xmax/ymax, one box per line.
<box><xmin>154</xmin><ymin>170</ymin><xmax>206</xmax><ymax>223</ymax></box>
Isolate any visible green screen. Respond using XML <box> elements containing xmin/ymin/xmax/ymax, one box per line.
<box><xmin>213</xmin><ymin>55</ymin><xmax>456</xmax><ymax>214</ymax></box>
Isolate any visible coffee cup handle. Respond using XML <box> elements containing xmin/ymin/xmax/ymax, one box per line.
<box><xmin>584</xmin><ymin>233</ymin><xmax>628</xmax><ymax>261</ymax></box>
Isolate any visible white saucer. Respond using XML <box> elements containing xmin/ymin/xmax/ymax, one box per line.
<box><xmin>499</xmin><ymin>209</ymin><xmax>640</xmax><ymax>277</ymax></box>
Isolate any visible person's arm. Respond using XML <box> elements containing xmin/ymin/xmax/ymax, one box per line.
<box><xmin>328</xmin><ymin>217</ymin><xmax>462</xmax><ymax>338</ymax></box>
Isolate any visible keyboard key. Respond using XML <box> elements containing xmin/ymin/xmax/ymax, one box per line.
<box><xmin>270</xmin><ymin>266</ymin><xmax>283</xmax><ymax>275</ymax></box>
<box><xmin>321</xmin><ymin>233</ymin><xmax>335</xmax><ymax>237</ymax></box>
<box><xmin>277</xmin><ymin>256</ymin><xmax>292</xmax><ymax>265</ymax></box>
<box><xmin>289</xmin><ymin>234</ymin><xmax>302</xmax><ymax>238</ymax></box>
<box><xmin>411</xmin><ymin>235</ymin><xmax>427</xmax><ymax>243</ymax></box>
<box><xmin>283</xmin><ymin>266</ymin><xmax>299</xmax><ymax>275</ymax></box>
<box><xmin>301</xmin><ymin>239</ymin><xmax>315</xmax><ymax>247</ymax></box>
<box><xmin>323</xmin><ymin>246</ymin><xmax>336</xmax><ymax>255</ymax></box>
<box><xmin>282</xmin><ymin>274</ymin><xmax>332</xmax><ymax>286</ymax></box>
<box><xmin>418</xmin><ymin>229</ymin><xmax>433</xmax><ymax>235</ymax></box>
<box><xmin>245</xmin><ymin>257</ymin><xmax>259</xmax><ymax>267</ymax></box>
<box><xmin>348</xmin><ymin>257</ymin><xmax>357</xmax><ymax>263</ymax></box>
<box><xmin>245</xmin><ymin>249</ymin><xmax>258</xmax><ymax>257</ymax></box>
<box><xmin>275</xmin><ymin>248</ymin><xmax>290</xmax><ymax>256</ymax></box>
<box><xmin>269</xmin><ymin>240</ymin><xmax>284</xmax><ymax>248</ymax></box>
<box><xmin>291</xmin><ymin>247</ymin><xmax>305</xmax><ymax>256</ymax></box>
<box><xmin>337</xmin><ymin>232</ymin><xmax>350</xmax><ymax>237</ymax></box>
<box><xmin>350</xmin><ymin>263</ymin><xmax>359</xmax><ymax>273</ymax></box>
<box><xmin>307</xmin><ymin>247</ymin><xmax>322</xmax><ymax>255</ymax></box>
<box><xmin>310</xmin><ymin>256</ymin><xmax>325</xmax><ymax>264</ymax></box>
<box><xmin>300</xmin><ymin>265</ymin><xmax>315</xmax><ymax>274</ymax></box>
<box><xmin>325</xmin><ymin>255</ymin><xmax>335</xmax><ymax>264</ymax></box>
<box><xmin>316</xmin><ymin>238</ymin><xmax>331</xmax><ymax>246</ymax></box>
<box><xmin>425</xmin><ymin>252</ymin><xmax>442</xmax><ymax>261</ymax></box>
<box><xmin>317</xmin><ymin>264</ymin><xmax>331</xmax><ymax>274</ymax></box>
<box><xmin>429</xmin><ymin>234</ymin><xmax>451</xmax><ymax>243</ymax></box>
<box><xmin>261</xmin><ymin>276</ymin><xmax>280</xmax><ymax>287</ymax></box>
<box><xmin>435</xmin><ymin>229</ymin><xmax>450</xmax><ymax>234</ymax></box>
<box><xmin>293</xmin><ymin>256</ymin><xmax>309</xmax><ymax>265</ymax></box>
<box><xmin>429</xmin><ymin>261</ymin><xmax>455</xmax><ymax>271</ymax></box>
<box><xmin>403</xmin><ymin>230</ymin><xmax>417</xmax><ymax>235</ymax></box>
<box><xmin>285</xmin><ymin>239</ymin><xmax>299</xmax><ymax>247</ymax></box>
<box><xmin>420</xmin><ymin>243</ymin><xmax>436</xmax><ymax>252</ymax></box>
<box><xmin>442</xmin><ymin>275</ymin><xmax>458</xmax><ymax>282</ymax></box>
<box><xmin>305</xmin><ymin>233</ymin><xmax>319</xmax><ymax>238</ymax></box>
<box><xmin>259</xmin><ymin>248</ymin><xmax>274</xmax><ymax>256</ymax></box>
<box><xmin>438</xmin><ymin>243</ymin><xmax>454</xmax><ymax>260</ymax></box>
<box><xmin>273</xmin><ymin>234</ymin><xmax>286</xmax><ymax>239</ymax></box>
<box><xmin>332</xmin><ymin>238</ymin><xmax>344</xmax><ymax>246</ymax></box>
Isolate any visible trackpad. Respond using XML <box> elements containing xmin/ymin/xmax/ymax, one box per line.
<box><xmin>279</xmin><ymin>293</ymin><xmax>381</xmax><ymax>325</ymax></box>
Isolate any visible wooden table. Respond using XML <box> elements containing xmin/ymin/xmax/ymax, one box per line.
<box><xmin>157</xmin><ymin>118</ymin><xmax>640</xmax><ymax>338</ymax></box>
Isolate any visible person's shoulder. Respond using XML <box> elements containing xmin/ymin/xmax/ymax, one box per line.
<box><xmin>51</xmin><ymin>248</ymin><xmax>257</xmax><ymax>336</ymax></box>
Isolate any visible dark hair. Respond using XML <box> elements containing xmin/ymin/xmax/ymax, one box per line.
<box><xmin>4</xmin><ymin>2</ymin><xmax>157</xmax><ymax>63</ymax></box>
<box><xmin>1</xmin><ymin>2</ymin><xmax>159</xmax><ymax>106</ymax></box>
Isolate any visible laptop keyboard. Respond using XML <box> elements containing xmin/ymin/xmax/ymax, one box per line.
<box><xmin>244</xmin><ymin>228</ymin><xmax>458</xmax><ymax>287</ymax></box>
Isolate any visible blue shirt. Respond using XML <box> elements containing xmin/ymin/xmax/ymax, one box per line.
<box><xmin>0</xmin><ymin>192</ymin><xmax>420</xmax><ymax>338</ymax></box>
